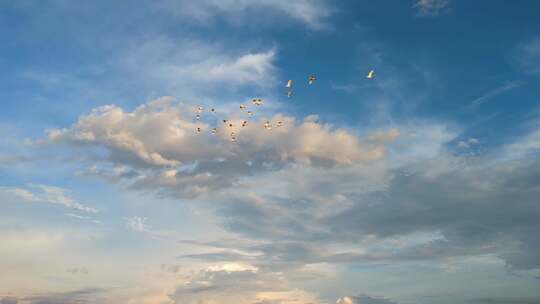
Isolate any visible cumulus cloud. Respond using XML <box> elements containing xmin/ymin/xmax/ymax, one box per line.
<box><xmin>337</xmin><ymin>296</ymin><xmax>354</xmax><ymax>304</ymax></box>
<box><xmin>45</xmin><ymin>97</ymin><xmax>389</xmax><ymax>198</ymax></box>
<box><xmin>169</xmin><ymin>265</ymin><xmax>317</xmax><ymax>304</ymax></box>
<box><xmin>413</xmin><ymin>0</ymin><xmax>450</xmax><ymax>16</ymax></box>
<box><xmin>0</xmin><ymin>184</ymin><xmax>97</xmax><ymax>213</ymax></box>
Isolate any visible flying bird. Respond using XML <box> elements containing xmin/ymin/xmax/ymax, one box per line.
<box><xmin>197</xmin><ymin>106</ymin><xmax>204</xmax><ymax>113</ymax></box>
<box><xmin>211</xmin><ymin>128</ymin><xmax>217</xmax><ymax>134</ymax></box>
<box><xmin>308</xmin><ymin>75</ymin><xmax>316</xmax><ymax>84</ymax></box>
<box><xmin>247</xmin><ymin>111</ymin><xmax>253</xmax><ymax>116</ymax></box>
<box><xmin>195</xmin><ymin>114</ymin><xmax>201</xmax><ymax>120</ymax></box>
<box><xmin>276</xmin><ymin>121</ymin><xmax>283</xmax><ymax>127</ymax></box>
<box><xmin>196</xmin><ymin>127</ymin><xmax>202</xmax><ymax>133</ymax></box>
<box><xmin>366</xmin><ymin>70</ymin><xmax>375</xmax><ymax>79</ymax></box>
<box><xmin>241</xmin><ymin>120</ymin><xmax>248</xmax><ymax>127</ymax></box>
<box><xmin>285</xmin><ymin>80</ymin><xmax>292</xmax><ymax>88</ymax></box>
<box><xmin>286</xmin><ymin>80</ymin><xmax>293</xmax><ymax>97</ymax></box>
<box><xmin>264</xmin><ymin>121</ymin><xmax>272</xmax><ymax>130</ymax></box>
<box><xmin>252</xmin><ymin>98</ymin><xmax>263</xmax><ymax>106</ymax></box>
<box><xmin>240</xmin><ymin>104</ymin><xmax>246</xmax><ymax>110</ymax></box>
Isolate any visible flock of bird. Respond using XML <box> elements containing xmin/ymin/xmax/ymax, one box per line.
<box><xmin>194</xmin><ymin>70</ymin><xmax>375</xmax><ymax>142</ymax></box>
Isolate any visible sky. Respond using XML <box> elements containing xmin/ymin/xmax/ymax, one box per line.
<box><xmin>1</xmin><ymin>1</ymin><xmax>540</xmax><ymax>303</ymax></box>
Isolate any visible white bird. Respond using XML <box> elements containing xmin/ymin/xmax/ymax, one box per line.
<box><xmin>308</xmin><ymin>75</ymin><xmax>316</xmax><ymax>85</ymax></box>
<box><xmin>252</xmin><ymin>98</ymin><xmax>263</xmax><ymax>106</ymax></box>
<box><xmin>285</xmin><ymin>80</ymin><xmax>293</xmax><ymax>88</ymax></box>
<box><xmin>211</xmin><ymin>128</ymin><xmax>217</xmax><ymax>134</ymax></box>
<box><xmin>247</xmin><ymin>111</ymin><xmax>253</xmax><ymax>116</ymax></box>
<box><xmin>240</xmin><ymin>104</ymin><xmax>246</xmax><ymax>110</ymax></box>
<box><xmin>264</xmin><ymin>121</ymin><xmax>272</xmax><ymax>130</ymax></box>
<box><xmin>196</xmin><ymin>114</ymin><xmax>201</xmax><ymax>120</ymax></box>
<box><xmin>366</xmin><ymin>70</ymin><xmax>375</xmax><ymax>79</ymax></box>
<box><xmin>287</xmin><ymin>90</ymin><xmax>292</xmax><ymax>98</ymax></box>
<box><xmin>196</xmin><ymin>127</ymin><xmax>202</xmax><ymax>133</ymax></box>
<box><xmin>197</xmin><ymin>106</ymin><xmax>204</xmax><ymax>113</ymax></box>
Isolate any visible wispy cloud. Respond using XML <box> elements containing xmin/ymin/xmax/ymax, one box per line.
<box><xmin>413</xmin><ymin>0</ymin><xmax>450</xmax><ymax>16</ymax></box>
<box><xmin>65</xmin><ymin>213</ymin><xmax>102</xmax><ymax>225</ymax></box>
<box><xmin>516</xmin><ymin>38</ymin><xmax>540</xmax><ymax>75</ymax></box>
<box><xmin>456</xmin><ymin>137</ymin><xmax>479</xmax><ymax>149</ymax></box>
<box><xmin>20</xmin><ymin>288</ymin><xmax>108</xmax><ymax>304</ymax></box>
<box><xmin>0</xmin><ymin>184</ymin><xmax>97</xmax><ymax>213</ymax></box>
<box><xmin>125</xmin><ymin>216</ymin><xmax>151</xmax><ymax>233</ymax></box>
<box><xmin>467</xmin><ymin>80</ymin><xmax>524</xmax><ymax>109</ymax></box>
<box><xmin>154</xmin><ymin>0</ymin><xmax>335</xmax><ymax>30</ymax></box>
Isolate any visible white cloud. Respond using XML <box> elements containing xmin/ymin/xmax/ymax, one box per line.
<box><xmin>516</xmin><ymin>38</ymin><xmax>540</xmax><ymax>75</ymax></box>
<box><xmin>0</xmin><ymin>184</ymin><xmax>97</xmax><ymax>213</ymax></box>
<box><xmin>150</xmin><ymin>46</ymin><xmax>278</xmax><ymax>89</ymax></box>
<box><xmin>368</xmin><ymin>128</ymin><xmax>400</xmax><ymax>142</ymax></box>
<box><xmin>503</xmin><ymin>124</ymin><xmax>540</xmax><ymax>160</ymax></box>
<box><xmin>413</xmin><ymin>0</ymin><xmax>450</xmax><ymax>16</ymax></box>
<box><xmin>45</xmin><ymin>97</ymin><xmax>390</xmax><ymax>197</ymax></box>
<box><xmin>467</xmin><ymin>80</ymin><xmax>524</xmax><ymax>109</ymax></box>
<box><xmin>207</xmin><ymin>263</ymin><xmax>258</xmax><ymax>273</ymax></box>
<box><xmin>125</xmin><ymin>216</ymin><xmax>151</xmax><ymax>233</ymax></box>
<box><xmin>457</xmin><ymin>137</ymin><xmax>479</xmax><ymax>149</ymax></box>
<box><xmin>336</xmin><ymin>296</ymin><xmax>354</xmax><ymax>304</ymax></box>
<box><xmin>117</xmin><ymin>36</ymin><xmax>279</xmax><ymax>99</ymax></box>
<box><xmin>155</xmin><ymin>0</ymin><xmax>334</xmax><ymax>30</ymax></box>
<box><xmin>169</xmin><ymin>264</ymin><xmax>319</xmax><ymax>304</ymax></box>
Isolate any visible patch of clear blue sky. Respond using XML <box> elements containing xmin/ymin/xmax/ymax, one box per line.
<box><xmin>1</xmin><ymin>1</ymin><xmax>539</xmax><ymax>145</ymax></box>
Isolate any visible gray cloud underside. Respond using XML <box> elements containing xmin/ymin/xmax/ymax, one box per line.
<box><xmin>182</xmin><ymin>155</ymin><xmax>540</xmax><ymax>271</ymax></box>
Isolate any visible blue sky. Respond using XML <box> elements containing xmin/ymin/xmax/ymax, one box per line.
<box><xmin>1</xmin><ymin>1</ymin><xmax>540</xmax><ymax>304</ymax></box>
